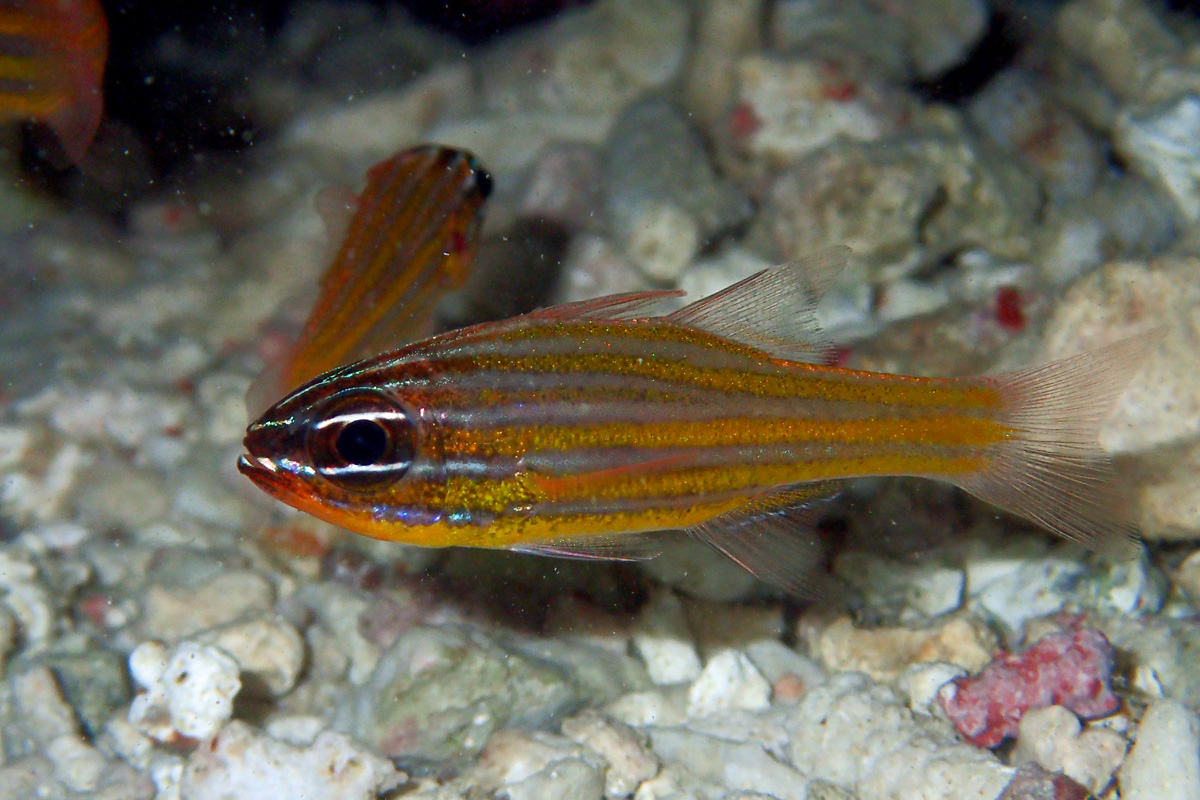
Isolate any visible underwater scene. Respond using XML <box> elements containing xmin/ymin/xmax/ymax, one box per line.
<box><xmin>0</xmin><ymin>0</ymin><xmax>1198</xmax><ymax>797</ymax></box>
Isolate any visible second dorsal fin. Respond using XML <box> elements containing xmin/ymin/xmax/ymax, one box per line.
<box><xmin>666</xmin><ymin>247</ymin><xmax>849</xmax><ymax>363</ymax></box>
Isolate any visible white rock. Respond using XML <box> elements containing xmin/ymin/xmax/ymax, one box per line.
<box><xmin>681</xmin><ymin>0</ymin><xmax>763</xmax><ymax>125</ymax></box>
<box><xmin>283</xmin><ymin>64</ymin><xmax>474</xmax><ymax>158</ymax></box>
<box><xmin>743</xmin><ymin>639</ymin><xmax>825</xmax><ymax>690</ymax></box>
<box><xmin>45</xmin><ymin>735</ymin><xmax>108</xmax><ymax>793</ymax></box>
<box><xmin>264</xmin><ymin>714</ymin><xmax>327</xmax><ymax>747</ymax></box>
<box><xmin>687</xmin><ymin>650</ymin><xmax>771</xmax><ymax>718</ymax></box>
<box><xmin>834</xmin><ymin>550</ymin><xmax>965</xmax><ymax>621</ymax></box>
<box><xmin>0</xmin><ymin>426</ymin><xmax>30</xmax><ymax>470</ymax></box>
<box><xmin>1116</xmin><ymin>96</ymin><xmax>1200</xmax><ymax>222</ymax></box>
<box><xmin>561</xmin><ymin>711</ymin><xmax>659</xmax><ymax>799</ymax></box>
<box><xmin>606</xmin><ymin>689</ymin><xmax>688</xmax><ymax>729</ymax></box>
<box><xmin>733</xmin><ymin>55</ymin><xmax>887</xmax><ymax>165</ymax></box>
<box><xmin>468</xmin><ymin>729</ymin><xmax>605</xmax><ymax>800</ymax></box>
<box><xmin>1</xmin><ymin>442</ymin><xmax>87</xmax><ymax>524</ymax></box>
<box><xmin>632</xmin><ymin>591</ymin><xmax>702</xmax><ymax>686</ymax></box>
<box><xmin>181</xmin><ymin>721</ymin><xmax>404</xmax><ymax>800</ymax></box>
<box><xmin>1119</xmin><ymin>699</ymin><xmax>1200</xmax><ymax>800</ymax></box>
<box><xmin>1013</xmin><ymin>705</ymin><xmax>1127</xmax><ymax>795</ymax></box>
<box><xmin>612</xmin><ymin>200</ymin><xmax>700</xmax><ymax>283</ymax></box>
<box><xmin>787</xmin><ymin>672</ymin><xmax>1015</xmax><ymax>800</ymax></box>
<box><xmin>648</xmin><ymin>728</ymin><xmax>808</xmax><ymax>800</ymax></box>
<box><xmin>970</xmin><ymin>551</ymin><xmax>1087</xmax><ymax>633</ymax></box>
<box><xmin>129</xmin><ymin>641</ymin><xmax>241</xmax><ymax>741</ymax></box>
<box><xmin>198</xmin><ymin>616</ymin><xmax>305</xmax><ymax>697</ymax></box>
<box><xmin>0</xmin><ymin>550</ymin><xmax>55</xmax><ymax>648</ymax></box>
<box><xmin>1084</xmin><ymin>547</ymin><xmax>1168</xmax><ymax>616</ymax></box>
<box><xmin>12</xmin><ymin>666</ymin><xmax>80</xmax><ymax>744</ymax></box>
<box><xmin>140</xmin><ymin>569</ymin><xmax>274</xmax><ymax>641</ymax></box>
<box><xmin>897</xmin><ymin>662</ymin><xmax>968</xmax><ymax>714</ymax></box>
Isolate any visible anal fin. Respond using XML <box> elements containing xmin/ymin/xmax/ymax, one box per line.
<box><xmin>685</xmin><ymin>482</ymin><xmax>844</xmax><ymax>598</ymax></box>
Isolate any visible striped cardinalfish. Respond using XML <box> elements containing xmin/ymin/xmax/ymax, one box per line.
<box><xmin>0</xmin><ymin>0</ymin><xmax>107</xmax><ymax>163</ymax></box>
<box><xmin>248</xmin><ymin>145</ymin><xmax>492</xmax><ymax>415</ymax></box>
<box><xmin>240</xmin><ymin>247</ymin><xmax>1151</xmax><ymax>595</ymax></box>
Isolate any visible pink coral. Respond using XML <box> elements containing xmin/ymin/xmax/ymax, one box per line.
<box><xmin>937</xmin><ymin>628</ymin><xmax>1120</xmax><ymax>748</ymax></box>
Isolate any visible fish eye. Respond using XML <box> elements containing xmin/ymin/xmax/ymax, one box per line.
<box><xmin>467</xmin><ymin>156</ymin><xmax>492</xmax><ymax>198</ymax></box>
<box><xmin>306</xmin><ymin>391</ymin><xmax>416</xmax><ymax>491</ymax></box>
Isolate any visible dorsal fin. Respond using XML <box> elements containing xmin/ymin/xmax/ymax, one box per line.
<box><xmin>666</xmin><ymin>247</ymin><xmax>849</xmax><ymax>363</ymax></box>
<box><xmin>530</xmin><ymin>290</ymin><xmax>686</xmax><ymax>323</ymax></box>
<box><xmin>686</xmin><ymin>482</ymin><xmax>844</xmax><ymax>598</ymax></box>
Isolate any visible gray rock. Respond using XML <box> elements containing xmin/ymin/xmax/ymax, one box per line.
<box><xmin>750</xmin><ymin>131</ymin><xmax>1038</xmax><ymax>281</ymax></box>
<box><xmin>967</xmin><ymin>69</ymin><xmax>1103</xmax><ymax>203</ymax></box>
<box><xmin>1116</xmin><ymin>96</ymin><xmax>1200</xmax><ymax>222</ymax></box>
<box><xmin>604</xmin><ymin>97</ymin><xmax>751</xmax><ymax>282</ymax></box>
<box><xmin>338</xmin><ymin>625</ymin><xmax>578</xmax><ymax>763</ymax></box>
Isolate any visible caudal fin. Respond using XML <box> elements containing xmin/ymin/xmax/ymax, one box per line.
<box><xmin>953</xmin><ymin>333</ymin><xmax>1160</xmax><ymax>559</ymax></box>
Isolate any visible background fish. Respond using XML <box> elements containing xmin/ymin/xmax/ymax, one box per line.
<box><xmin>249</xmin><ymin>145</ymin><xmax>492</xmax><ymax>414</ymax></box>
<box><xmin>0</xmin><ymin>0</ymin><xmax>107</xmax><ymax>163</ymax></box>
<box><xmin>240</xmin><ymin>247</ymin><xmax>1152</xmax><ymax>596</ymax></box>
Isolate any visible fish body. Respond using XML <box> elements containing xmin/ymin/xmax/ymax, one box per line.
<box><xmin>0</xmin><ymin>0</ymin><xmax>107</xmax><ymax>163</ymax></box>
<box><xmin>249</xmin><ymin>145</ymin><xmax>492</xmax><ymax>412</ymax></box>
<box><xmin>241</xmin><ymin>248</ymin><xmax>1148</xmax><ymax>594</ymax></box>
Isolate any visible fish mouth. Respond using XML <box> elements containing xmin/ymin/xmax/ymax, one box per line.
<box><xmin>238</xmin><ymin>425</ymin><xmax>298</xmax><ymax>499</ymax></box>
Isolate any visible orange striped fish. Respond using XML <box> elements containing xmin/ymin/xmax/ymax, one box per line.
<box><xmin>249</xmin><ymin>145</ymin><xmax>492</xmax><ymax>414</ymax></box>
<box><xmin>0</xmin><ymin>0</ymin><xmax>107</xmax><ymax>163</ymax></box>
<box><xmin>240</xmin><ymin>248</ymin><xmax>1151</xmax><ymax>595</ymax></box>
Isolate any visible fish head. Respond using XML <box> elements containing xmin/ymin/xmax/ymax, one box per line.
<box><xmin>239</xmin><ymin>366</ymin><xmax>451</xmax><ymax>543</ymax></box>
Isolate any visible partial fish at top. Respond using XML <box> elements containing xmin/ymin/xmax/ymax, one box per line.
<box><xmin>248</xmin><ymin>145</ymin><xmax>492</xmax><ymax>414</ymax></box>
<box><xmin>240</xmin><ymin>247</ymin><xmax>1155</xmax><ymax>596</ymax></box>
<box><xmin>0</xmin><ymin>0</ymin><xmax>107</xmax><ymax>163</ymax></box>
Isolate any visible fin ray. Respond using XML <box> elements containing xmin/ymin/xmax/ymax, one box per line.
<box><xmin>686</xmin><ymin>482</ymin><xmax>843</xmax><ymax>598</ymax></box>
<box><xmin>953</xmin><ymin>332</ymin><xmax>1161</xmax><ymax>559</ymax></box>
<box><xmin>666</xmin><ymin>246</ymin><xmax>849</xmax><ymax>363</ymax></box>
<box><xmin>510</xmin><ymin>532</ymin><xmax>662</xmax><ymax>562</ymax></box>
<box><xmin>530</xmin><ymin>290</ymin><xmax>685</xmax><ymax>323</ymax></box>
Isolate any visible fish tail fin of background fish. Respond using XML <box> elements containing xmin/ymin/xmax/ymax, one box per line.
<box><xmin>0</xmin><ymin>0</ymin><xmax>107</xmax><ymax>164</ymax></box>
<box><xmin>246</xmin><ymin>145</ymin><xmax>492</xmax><ymax>417</ymax></box>
<box><xmin>240</xmin><ymin>246</ymin><xmax>1157</xmax><ymax>597</ymax></box>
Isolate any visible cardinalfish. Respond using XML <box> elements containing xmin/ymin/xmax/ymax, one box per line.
<box><xmin>0</xmin><ymin>0</ymin><xmax>107</xmax><ymax>163</ymax></box>
<box><xmin>248</xmin><ymin>145</ymin><xmax>492</xmax><ymax>415</ymax></box>
<box><xmin>240</xmin><ymin>247</ymin><xmax>1151</xmax><ymax>595</ymax></box>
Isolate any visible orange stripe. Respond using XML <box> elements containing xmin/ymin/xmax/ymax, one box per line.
<box><xmin>442</xmin><ymin>416</ymin><xmax>1008</xmax><ymax>458</ymax></box>
<box><xmin>435</xmin><ymin>350</ymin><xmax>1002</xmax><ymax>410</ymax></box>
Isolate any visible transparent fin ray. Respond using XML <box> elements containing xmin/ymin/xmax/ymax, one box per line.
<box><xmin>685</xmin><ymin>482</ymin><xmax>844</xmax><ymax>598</ymax></box>
<box><xmin>952</xmin><ymin>332</ymin><xmax>1161</xmax><ymax>560</ymax></box>
<box><xmin>666</xmin><ymin>246</ymin><xmax>849</xmax><ymax>363</ymax></box>
<box><xmin>509</xmin><ymin>532</ymin><xmax>662</xmax><ymax>562</ymax></box>
<box><xmin>531</xmin><ymin>290</ymin><xmax>685</xmax><ymax>322</ymax></box>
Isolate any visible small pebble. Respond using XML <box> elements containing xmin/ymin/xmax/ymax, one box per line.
<box><xmin>686</xmin><ymin>650</ymin><xmax>771</xmax><ymax>718</ymax></box>
<box><xmin>1013</xmin><ymin>705</ymin><xmax>1127</xmax><ymax>795</ymax></box>
<box><xmin>129</xmin><ymin>641</ymin><xmax>242</xmax><ymax>741</ymax></box>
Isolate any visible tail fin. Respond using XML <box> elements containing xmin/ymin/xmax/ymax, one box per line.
<box><xmin>953</xmin><ymin>333</ymin><xmax>1160</xmax><ymax>559</ymax></box>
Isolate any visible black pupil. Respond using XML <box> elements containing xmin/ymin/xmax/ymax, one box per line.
<box><xmin>468</xmin><ymin>157</ymin><xmax>492</xmax><ymax>198</ymax></box>
<box><xmin>335</xmin><ymin>419</ymin><xmax>388</xmax><ymax>466</ymax></box>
